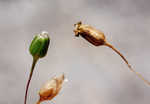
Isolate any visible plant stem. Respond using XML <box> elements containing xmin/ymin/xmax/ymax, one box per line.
<box><xmin>24</xmin><ymin>57</ymin><xmax>38</xmax><ymax>104</ymax></box>
<box><xmin>105</xmin><ymin>42</ymin><xmax>150</xmax><ymax>86</ymax></box>
<box><xmin>36</xmin><ymin>99</ymin><xmax>41</xmax><ymax>104</ymax></box>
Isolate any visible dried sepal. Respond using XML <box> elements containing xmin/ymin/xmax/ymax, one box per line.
<box><xmin>37</xmin><ymin>74</ymin><xmax>65</xmax><ymax>104</ymax></box>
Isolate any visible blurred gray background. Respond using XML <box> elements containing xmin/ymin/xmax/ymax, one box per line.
<box><xmin>0</xmin><ymin>0</ymin><xmax>150</xmax><ymax>104</ymax></box>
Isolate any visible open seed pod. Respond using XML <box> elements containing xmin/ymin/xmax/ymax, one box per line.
<box><xmin>37</xmin><ymin>74</ymin><xmax>65</xmax><ymax>104</ymax></box>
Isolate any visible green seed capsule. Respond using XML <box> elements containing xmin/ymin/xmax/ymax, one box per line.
<box><xmin>29</xmin><ymin>31</ymin><xmax>50</xmax><ymax>59</ymax></box>
<box><xmin>25</xmin><ymin>31</ymin><xmax>50</xmax><ymax>104</ymax></box>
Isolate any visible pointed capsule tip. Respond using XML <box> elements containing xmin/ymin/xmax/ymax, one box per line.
<box><xmin>41</xmin><ymin>31</ymin><xmax>48</xmax><ymax>35</ymax></box>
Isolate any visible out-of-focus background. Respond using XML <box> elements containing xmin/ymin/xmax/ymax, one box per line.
<box><xmin>0</xmin><ymin>0</ymin><xmax>150</xmax><ymax>104</ymax></box>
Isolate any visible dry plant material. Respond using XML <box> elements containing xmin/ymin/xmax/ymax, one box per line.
<box><xmin>74</xmin><ymin>21</ymin><xmax>150</xmax><ymax>86</ymax></box>
<box><xmin>36</xmin><ymin>74</ymin><xmax>65</xmax><ymax>104</ymax></box>
<box><xmin>24</xmin><ymin>31</ymin><xmax>50</xmax><ymax>104</ymax></box>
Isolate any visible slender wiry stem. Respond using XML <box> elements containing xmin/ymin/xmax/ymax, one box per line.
<box><xmin>24</xmin><ymin>58</ymin><xmax>38</xmax><ymax>104</ymax></box>
<box><xmin>36</xmin><ymin>99</ymin><xmax>41</xmax><ymax>104</ymax></box>
<box><xmin>105</xmin><ymin>42</ymin><xmax>150</xmax><ymax>86</ymax></box>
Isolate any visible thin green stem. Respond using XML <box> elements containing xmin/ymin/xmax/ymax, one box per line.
<box><xmin>24</xmin><ymin>57</ymin><xmax>38</xmax><ymax>104</ymax></box>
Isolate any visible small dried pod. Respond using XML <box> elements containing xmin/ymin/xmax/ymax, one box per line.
<box><xmin>37</xmin><ymin>74</ymin><xmax>65</xmax><ymax>104</ymax></box>
<box><xmin>73</xmin><ymin>21</ymin><xmax>150</xmax><ymax>86</ymax></box>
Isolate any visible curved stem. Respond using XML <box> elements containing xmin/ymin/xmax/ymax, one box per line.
<box><xmin>24</xmin><ymin>58</ymin><xmax>38</xmax><ymax>104</ymax></box>
<box><xmin>36</xmin><ymin>99</ymin><xmax>41</xmax><ymax>104</ymax></box>
<box><xmin>105</xmin><ymin>42</ymin><xmax>150</xmax><ymax>86</ymax></box>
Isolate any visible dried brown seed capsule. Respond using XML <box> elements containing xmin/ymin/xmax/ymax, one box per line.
<box><xmin>36</xmin><ymin>74</ymin><xmax>65</xmax><ymax>104</ymax></box>
<box><xmin>74</xmin><ymin>21</ymin><xmax>150</xmax><ymax>86</ymax></box>
<box><xmin>74</xmin><ymin>21</ymin><xmax>106</xmax><ymax>46</ymax></box>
